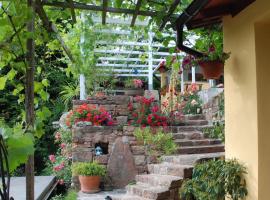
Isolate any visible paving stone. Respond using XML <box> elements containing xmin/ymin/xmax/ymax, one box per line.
<box><xmin>136</xmin><ymin>174</ymin><xmax>182</xmax><ymax>189</ymax></box>
<box><xmin>127</xmin><ymin>183</ymin><xmax>170</xmax><ymax>200</ymax></box>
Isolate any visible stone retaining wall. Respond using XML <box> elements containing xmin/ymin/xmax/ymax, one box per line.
<box><xmin>72</xmin><ymin>125</ymin><xmax>156</xmax><ymax>189</ymax></box>
<box><xmin>202</xmin><ymin>92</ymin><xmax>224</xmax><ymax>122</ymax></box>
<box><xmin>73</xmin><ymin>95</ymin><xmax>131</xmax><ymax>125</ymax></box>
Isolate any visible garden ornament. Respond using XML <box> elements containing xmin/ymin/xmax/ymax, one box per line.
<box><xmin>95</xmin><ymin>146</ymin><xmax>103</xmax><ymax>156</ymax></box>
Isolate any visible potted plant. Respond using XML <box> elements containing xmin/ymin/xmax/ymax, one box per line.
<box><xmin>72</xmin><ymin>162</ymin><xmax>106</xmax><ymax>193</ymax></box>
<box><xmin>124</xmin><ymin>78</ymin><xmax>144</xmax><ymax>96</ymax></box>
<box><xmin>197</xmin><ymin>44</ymin><xmax>230</xmax><ymax>79</ymax></box>
<box><xmin>182</xmin><ymin>45</ymin><xmax>230</xmax><ymax>80</ymax></box>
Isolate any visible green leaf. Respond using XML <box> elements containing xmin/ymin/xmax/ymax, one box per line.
<box><xmin>7</xmin><ymin>68</ymin><xmax>17</xmax><ymax>80</ymax></box>
<box><xmin>6</xmin><ymin>132</ymin><xmax>35</xmax><ymax>171</ymax></box>
<box><xmin>41</xmin><ymin>79</ymin><xmax>49</xmax><ymax>87</ymax></box>
<box><xmin>0</xmin><ymin>76</ymin><xmax>7</xmax><ymax>90</ymax></box>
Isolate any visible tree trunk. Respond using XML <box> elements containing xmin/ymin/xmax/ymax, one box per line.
<box><xmin>25</xmin><ymin>0</ymin><xmax>35</xmax><ymax>200</ymax></box>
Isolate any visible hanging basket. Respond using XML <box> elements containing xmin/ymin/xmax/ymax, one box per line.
<box><xmin>199</xmin><ymin>60</ymin><xmax>224</xmax><ymax>79</ymax></box>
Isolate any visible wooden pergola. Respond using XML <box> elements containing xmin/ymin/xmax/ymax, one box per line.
<box><xmin>24</xmin><ymin>1</ymin><xmax>184</xmax><ymax>199</ymax></box>
<box><xmin>23</xmin><ymin>0</ymin><xmax>257</xmax><ymax>199</ymax></box>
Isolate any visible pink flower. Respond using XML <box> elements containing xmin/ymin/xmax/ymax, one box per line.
<box><xmin>60</xmin><ymin>143</ymin><xmax>66</xmax><ymax>149</ymax></box>
<box><xmin>49</xmin><ymin>155</ymin><xmax>56</xmax><ymax>163</ymax></box>
<box><xmin>53</xmin><ymin>162</ymin><xmax>65</xmax><ymax>171</ymax></box>
<box><xmin>55</xmin><ymin>132</ymin><xmax>61</xmax><ymax>141</ymax></box>
<box><xmin>58</xmin><ymin>179</ymin><xmax>64</xmax><ymax>185</ymax></box>
<box><xmin>133</xmin><ymin>79</ymin><xmax>143</xmax><ymax>88</ymax></box>
<box><xmin>190</xmin><ymin>83</ymin><xmax>198</xmax><ymax>92</ymax></box>
<box><xmin>209</xmin><ymin>44</ymin><xmax>216</xmax><ymax>53</ymax></box>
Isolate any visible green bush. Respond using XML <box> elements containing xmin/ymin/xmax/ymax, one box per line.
<box><xmin>203</xmin><ymin>121</ymin><xmax>225</xmax><ymax>142</ymax></box>
<box><xmin>134</xmin><ymin>127</ymin><xmax>177</xmax><ymax>155</ymax></box>
<box><xmin>72</xmin><ymin>162</ymin><xmax>106</xmax><ymax>176</ymax></box>
<box><xmin>180</xmin><ymin>159</ymin><xmax>248</xmax><ymax>200</ymax></box>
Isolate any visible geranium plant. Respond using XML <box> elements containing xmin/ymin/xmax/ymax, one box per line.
<box><xmin>128</xmin><ymin>96</ymin><xmax>168</xmax><ymax>127</ymax></box>
<box><xmin>197</xmin><ymin>44</ymin><xmax>230</xmax><ymax>63</ymax></box>
<box><xmin>65</xmin><ymin>104</ymin><xmax>114</xmax><ymax>127</ymax></box>
<box><xmin>124</xmin><ymin>78</ymin><xmax>144</xmax><ymax>89</ymax></box>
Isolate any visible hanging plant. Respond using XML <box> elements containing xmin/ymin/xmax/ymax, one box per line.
<box><xmin>197</xmin><ymin>44</ymin><xmax>230</xmax><ymax>79</ymax></box>
<box><xmin>182</xmin><ymin>27</ymin><xmax>230</xmax><ymax>79</ymax></box>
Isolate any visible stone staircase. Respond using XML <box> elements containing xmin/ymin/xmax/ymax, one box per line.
<box><xmin>114</xmin><ymin>114</ymin><xmax>225</xmax><ymax>200</ymax></box>
<box><xmin>77</xmin><ymin>115</ymin><xmax>225</xmax><ymax>200</ymax></box>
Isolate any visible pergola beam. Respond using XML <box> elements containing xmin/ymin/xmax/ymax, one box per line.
<box><xmin>159</xmin><ymin>0</ymin><xmax>180</xmax><ymax>31</ymax></box>
<box><xmin>35</xmin><ymin>1</ymin><xmax>74</xmax><ymax>62</ymax></box>
<box><xmin>66</xmin><ymin>0</ymin><xmax>76</xmax><ymax>23</ymax></box>
<box><xmin>41</xmin><ymin>0</ymin><xmax>179</xmax><ymax>18</ymax></box>
<box><xmin>102</xmin><ymin>0</ymin><xmax>108</xmax><ymax>24</ymax></box>
<box><xmin>131</xmin><ymin>0</ymin><xmax>143</xmax><ymax>27</ymax></box>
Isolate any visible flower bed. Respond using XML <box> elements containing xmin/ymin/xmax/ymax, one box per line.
<box><xmin>66</xmin><ymin>104</ymin><xmax>114</xmax><ymax>127</ymax></box>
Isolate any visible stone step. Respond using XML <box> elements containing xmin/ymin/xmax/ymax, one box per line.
<box><xmin>127</xmin><ymin>183</ymin><xmax>170</xmax><ymax>200</ymax></box>
<box><xmin>148</xmin><ymin>163</ymin><xmax>193</xmax><ymax>178</ymax></box>
<box><xmin>168</xmin><ymin>125</ymin><xmax>212</xmax><ymax>133</ymax></box>
<box><xmin>136</xmin><ymin>174</ymin><xmax>183</xmax><ymax>189</ymax></box>
<box><xmin>172</xmin><ymin>131</ymin><xmax>204</xmax><ymax>140</ymax></box>
<box><xmin>183</xmin><ymin>114</ymin><xmax>205</xmax><ymax>120</ymax></box>
<box><xmin>162</xmin><ymin>152</ymin><xmax>225</xmax><ymax>165</ymax></box>
<box><xmin>182</xmin><ymin>120</ymin><xmax>209</xmax><ymax>126</ymax></box>
<box><xmin>113</xmin><ymin>195</ymin><xmax>149</xmax><ymax>200</ymax></box>
<box><xmin>177</xmin><ymin>144</ymin><xmax>225</xmax><ymax>155</ymax></box>
<box><xmin>174</xmin><ymin>139</ymin><xmax>222</xmax><ymax>146</ymax></box>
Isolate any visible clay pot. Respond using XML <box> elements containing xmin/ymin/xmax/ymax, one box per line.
<box><xmin>124</xmin><ymin>89</ymin><xmax>144</xmax><ymax>96</ymax></box>
<box><xmin>79</xmin><ymin>175</ymin><xmax>101</xmax><ymax>193</ymax></box>
<box><xmin>199</xmin><ymin>60</ymin><xmax>224</xmax><ymax>79</ymax></box>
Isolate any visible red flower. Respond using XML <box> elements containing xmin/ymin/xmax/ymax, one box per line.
<box><xmin>151</xmin><ymin>105</ymin><xmax>159</xmax><ymax>113</ymax></box>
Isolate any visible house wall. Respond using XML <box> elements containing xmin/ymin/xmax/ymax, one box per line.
<box><xmin>223</xmin><ymin>1</ymin><xmax>270</xmax><ymax>199</ymax></box>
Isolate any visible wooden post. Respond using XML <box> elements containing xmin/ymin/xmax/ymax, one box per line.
<box><xmin>25</xmin><ymin>0</ymin><xmax>35</xmax><ymax>200</ymax></box>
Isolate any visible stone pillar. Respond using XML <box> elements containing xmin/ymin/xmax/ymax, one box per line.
<box><xmin>223</xmin><ymin>2</ymin><xmax>270</xmax><ymax>199</ymax></box>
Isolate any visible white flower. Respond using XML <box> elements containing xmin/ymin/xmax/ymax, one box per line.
<box><xmin>191</xmin><ymin>99</ymin><xmax>198</xmax><ymax>106</ymax></box>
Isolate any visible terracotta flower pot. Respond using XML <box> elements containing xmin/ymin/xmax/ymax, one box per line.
<box><xmin>199</xmin><ymin>60</ymin><xmax>224</xmax><ymax>79</ymax></box>
<box><xmin>79</xmin><ymin>175</ymin><xmax>101</xmax><ymax>193</ymax></box>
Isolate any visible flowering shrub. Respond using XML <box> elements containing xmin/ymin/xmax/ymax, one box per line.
<box><xmin>44</xmin><ymin>128</ymin><xmax>72</xmax><ymax>186</ymax></box>
<box><xmin>181</xmin><ymin>83</ymin><xmax>202</xmax><ymax>115</ymax></box>
<box><xmin>133</xmin><ymin>79</ymin><xmax>143</xmax><ymax>88</ymax></box>
<box><xmin>128</xmin><ymin>96</ymin><xmax>168</xmax><ymax>127</ymax></box>
<box><xmin>65</xmin><ymin>104</ymin><xmax>114</xmax><ymax>127</ymax></box>
<box><xmin>124</xmin><ymin>78</ymin><xmax>144</xmax><ymax>89</ymax></box>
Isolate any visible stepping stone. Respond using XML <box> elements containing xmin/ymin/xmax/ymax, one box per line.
<box><xmin>148</xmin><ymin>163</ymin><xmax>193</xmax><ymax>178</ymax></box>
<box><xmin>126</xmin><ymin>183</ymin><xmax>170</xmax><ymax>200</ymax></box>
<box><xmin>136</xmin><ymin>174</ymin><xmax>183</xmax><ymax>189</ymax></box>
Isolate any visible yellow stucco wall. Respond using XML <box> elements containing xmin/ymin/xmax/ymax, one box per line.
<box><xmin>223</xmin><ymin>1</ymin><xmax>270</xmax><ymax>199</ymax></box>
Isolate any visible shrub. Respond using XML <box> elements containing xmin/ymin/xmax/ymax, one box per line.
<box><xmin>43</xmin><ymin>128</ymin><xmax>72</xmax><ymax>186</ymax></box>
<box><xmin>72</xmin><ymin>162</ymin><xmax>106</xmax><ymax>177</ymax></box>
<box><xmin>134</xmin><ymin>127</ymin><xmax>177</xmax><ymax>155</ymax></box>
<box><xmin>180</xmin><ymin>159</ymin><xmax>248</xmax><ymax>200</ymax></box>
<box><xmin>128</xmin><ymin>96</ymin><xmax>168</xmax><ymax>127</ymax></box>
<box><xmin>203</xmin><ymin>121</ymin><xmax>225</xmax><ymax>142</ymax></box>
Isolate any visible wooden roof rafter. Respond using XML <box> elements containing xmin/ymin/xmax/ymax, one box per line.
<box><xmin>131</xmin><ymin>0</ymin><xmax>143</xmax><ymax>27</ymax></box>
<box><xmin>41</xmin><ymin>0</ymin><xmax>179</xmax><ymax>19</ymax></box>
<box><xmin>102</xmin><ymin>0</ymin><xmax>108</xmax><ymax>24</ymax></box>
<box><xmin>66</xmin><ymin>0</ymin><xmax>76</xmax><ymax>24</ymax></box>
<box><xmin>159</xmin><ymin>0</ymin><xmax>181</xmax><ymax>31</ymax></box>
